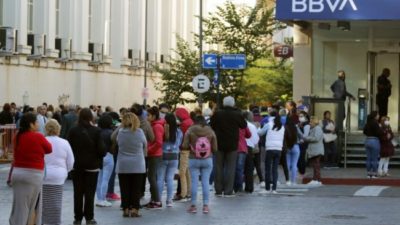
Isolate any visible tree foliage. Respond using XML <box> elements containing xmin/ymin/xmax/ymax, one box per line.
<box><xmin>154</xmin><ymin>1</ymin><xmax>292</xmax><ymax>108</ymax></box>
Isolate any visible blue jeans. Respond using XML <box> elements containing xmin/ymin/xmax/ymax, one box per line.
<box><xmin>96</xmin><ymin>153</ymin><xmax>114</xmax><ymax>201</ymax></box>
<box><xmin>209</xmin><ymin>154</ymin><xmax>216</xmax><ymax>185</ymax></box>
<box><xmin>157</xmin><ymin>159</ymin><xmax>179</xmax><ymax>202</ymax></box>
<box><xmin>265</xmin><ymin>150</ymin><xmax>281</xmax><ymax>191</ymax></box>
<box><xmin>365</xmin><ymin>138</ymin><xmax>380</xmax><ymax>174</ymax></box>
<box><xmin>189</xmin><ymin>158</ymin><xmax>213</xmax><ymax>205</ymax></box>
<box><xmin>286</xmin><ymin>144</ymin><xmax>300</xmax><ymax>183</ymax></box>
<box><xmin>234</xmin><ymin>152</ymin><xmax>247</xmax><ymax>192</ymax></box>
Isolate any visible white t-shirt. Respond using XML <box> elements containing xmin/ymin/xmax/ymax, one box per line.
<box><xmin>44</xmin><ymin>136</ymin><xmax>75</xmax><ymax>185</ymax></box>
<box><xmin>246</xmin><ymin>121</ymin><xmax>260</xmax><ymax>148</ymax></box>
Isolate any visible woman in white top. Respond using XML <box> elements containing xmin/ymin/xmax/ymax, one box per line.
<box><xmin>259</xmin><ymin>111</ymin><xmax>285</xmax><ymax>193</ymax></box>
<box><xmin>42</xmin><ymin>119</ymin><xmax>75</xmax><ymax>225</ymax></box>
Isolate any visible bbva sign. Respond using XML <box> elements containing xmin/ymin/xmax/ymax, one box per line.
<box><xmin>292</xmin><ymin>0</ymin><xmax>357</xmax><ymax>13</ymax></box>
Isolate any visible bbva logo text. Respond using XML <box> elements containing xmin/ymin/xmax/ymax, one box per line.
<box><xmin>292</xmin><ymin>0</ymin><xmax>358</xmax><ymax>13</ymax></box>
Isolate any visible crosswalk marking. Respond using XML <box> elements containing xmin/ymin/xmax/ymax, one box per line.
<box><xmin>354</xmin><ymin>186</ymin><xmax>389</xmax><ymax>197</ymax></box>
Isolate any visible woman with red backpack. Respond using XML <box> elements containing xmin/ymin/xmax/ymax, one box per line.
<box><xmin>182</xmin><ymin>116</ymin><xmax>217</xmax><ymax>214</ymax></box>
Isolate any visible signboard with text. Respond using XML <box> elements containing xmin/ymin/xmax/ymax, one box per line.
<box><xmin>276</xmin><ymin>0</ymin><xmax>400</xmax><ymax>20</ymax></box>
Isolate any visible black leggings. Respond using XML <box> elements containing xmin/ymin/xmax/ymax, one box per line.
<box><xmin>119</xmin><ymin>173</ymin><xmax>144</xmax><ymax>210</ymax></box>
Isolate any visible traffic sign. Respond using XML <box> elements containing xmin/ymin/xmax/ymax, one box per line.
<box><xmin>202</xmin><ymin>54</ymin><xmax>218</xmax><ymax>69</ymax></box>
<box><xmin>213</xmin><ymin>70</ymin><xmax>219</xmax><ymax>86</ymax></box>
<box><xmin>192</xmin><ymin>74</ymin><xmax>210</xmax><ymax>93</ymax></box>
<box><xmin>220</xmin><ymin>54</ymin><xmax>246</xmax><ymax>70</ymax></box>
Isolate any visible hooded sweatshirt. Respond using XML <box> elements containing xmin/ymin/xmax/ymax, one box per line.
<box><xmin>182</xmin><ymin>124</ymin><xmax>218</xmax><ymax>159</ymax></box>
<box><xmin>175</xmin><ymin>107</ymin><xmax>193</xmax><ymax>136</ymax></box>
<box><xmin>148</xmin><ymin>119</ymin><xmax>165</xmax><ymax>157</ymax></box>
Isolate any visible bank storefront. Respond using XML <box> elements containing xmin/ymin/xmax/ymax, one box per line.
<box><xmin>276</xmin><ymin>0</ymin><xmax>400</xmax><ymax>132</ymax></box>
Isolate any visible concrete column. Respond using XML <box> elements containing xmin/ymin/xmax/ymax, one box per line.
<box><xmin>160</xmin><ymin>0</ymin><xmax>172</xmax><ymax>59</ymax></box>
<box><xmin>110</xmin><ymin>0</ymin><xmax>130</xmax><ymax>67</ymax></box>
<box><xmin>71</xmin><ymin>0</ymin><xmax>91</xmax><ymax>60</ymax></box>
<box><xmin>34</xmin><ymin>0</ymin><xmax>58</xmax><ymax>57</ymax></box>
<box><xmin>293</xmin><ymin>25</ymin><xmax>312</xmax><ymax>101</ymax></box>
<box><xmin>3</xmin><ymin>0</ymin><xmax>32</xmax><ymax>54</ymax></box>
<box><xmin>91</xmin><ymin>0</ymin><xmax>111</xmax><ymax>56</ymax></box>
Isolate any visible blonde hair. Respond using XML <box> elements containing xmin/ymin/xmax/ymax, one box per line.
<box><xmin>310</xmin><ymin>116</ymin><xmax>319</xmax><ymax>125</ymax></box>
<box><xmin>45</xmin><ymin>119</ymin><xmax>61</xmax><ymax>136</ymax></box>
<box><xmin>121</xmin><ymin>112</ymin><xmax>140</xmax><ymax>131</ymax></box>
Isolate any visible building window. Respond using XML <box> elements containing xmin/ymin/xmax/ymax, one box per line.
<box><xmin>27</xmin><ymin>0</ymin><xmax>34</xmax><ymax>33</ymax></box>
<box><xmin>56</xmin><ymin>0</ymin><xmax>60</xmax><ymax>37</ymax></box>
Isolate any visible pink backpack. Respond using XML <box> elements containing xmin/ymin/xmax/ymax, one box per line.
<box><xmin>192</xmin><ymin>136</ymin><xmax>211</xmax><ymax>159</ymax></box>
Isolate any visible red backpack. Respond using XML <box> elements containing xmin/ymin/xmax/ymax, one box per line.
<box><xmin>191</xmin><ymin>136</ymin><xmax>211</xmax><ymax>159</ymax></box>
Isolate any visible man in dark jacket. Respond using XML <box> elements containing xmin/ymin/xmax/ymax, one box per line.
<box><xmin>210</xmin><ymin>96</ymin><xmax>247</xmax><ymax>196</ymax></box>
<box><xmin>376</xmin><ymin>68</ymin><xmax>392</xmax><ymax>117</ymax></box>
<box><xmin>61</xmin><ymin>104</ymin><xmax>78</xmax><ymax>139</ymax></box>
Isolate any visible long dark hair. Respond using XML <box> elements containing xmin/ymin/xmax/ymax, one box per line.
<box><xmin>194</xmin><ymin>115</ymin><xmax>207</xmax><ymax>127</ymax></box>
<box><xmin>78</xmin><ymin>108</ymin><xmax>94</xmax><ymax>127</ymax></box>
<box><xmin>367</xmin><ymin>111</ymin><xmax>379</xmax><ymax>124</ymax></box>
<box><xmin>165</xmin><ymin>113</ymin><xmax>177</xmax><ymax>143</ymax></box>
<box><xmin>16</xmin><ymin>112</ymin><xmax>37</xmax><ymax>144</ymax></box>
<box><xmin>284</xmin><ymin>118</ymin><xmax>298</xmax><ymax>149</ymax></box>
<box><xmin>98</xmin><ymin>114</ymin><xmax>113</xmax><ymax>129</ymax></box>
<box><xmin>270</xmin><ymin>111</ymin><xmax>282</xmax><ymax>130</ymax></box>
<box><xmin>286</xmin><ymin>101</ymin><xmax>297</xmax><ymax>115</ymax></box>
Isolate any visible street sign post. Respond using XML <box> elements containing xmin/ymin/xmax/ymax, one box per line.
<box><xmin>202</xmin><ymin>53</ymin><xmax>246</xmax><ymax>108</ymax></box>
<box><xmin>220</xmin><ymin>54</ymin><xmax>246</xmax><ymax>69</ymax></box>
<box><xmin>202</xmin><ymin>54</ymin><xmax>218</xmax><ymax>69</ymax></box>
<box><xmin>192</xmin><ymin>74</ymin><xmax>211</xmax><ymax>94</ymax></box>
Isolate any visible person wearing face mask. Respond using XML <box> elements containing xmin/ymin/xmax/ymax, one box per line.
<box><xmin>297</xmin><ymin>111</ymin><xmax>311</xmax><ymax>178</ymax></box>
<box><xmin>321</xmin><ymin>111</ymin><xmax>338</xmax><ymax>168</ymax></box>
<box><xmin>159</xmin><ymin>103</ymin><xmax>171</xmax><ymax>119</ymax></box>
<box><xmin>303</xmin><ymin>116</ymin><xmax>324</xmax><ymax>185</ymax></box>
<box><xmin>378</xmin><ymin>116</ymin><xmax>395</xmax><ymax>177</ymax></box>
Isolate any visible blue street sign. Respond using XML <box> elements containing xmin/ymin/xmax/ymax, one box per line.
<box><xmin>220</xmin><ymin>54</ymin><xmax>246</xmax><ymax>70</ymax></box>
<box><xmin>202</xmin><ymin>54</ymin><xmax>218</xmax><ymax>69</ymax></box>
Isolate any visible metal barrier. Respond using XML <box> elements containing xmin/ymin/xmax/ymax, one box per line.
<box><xmin>0</xmin><ymin>124</ymin><xmax>17</xmax><ymax>161</ymax></box>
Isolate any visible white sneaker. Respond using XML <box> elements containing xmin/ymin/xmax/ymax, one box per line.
<box><xmin>271</xmin><ymin>190</ymin><xmax>278</xmax><ymax>194</ymax></box>
<box><xmin>286</xmin><ymin>181</ymin><xmax>292</xmax><ymax>186</ymax></box>
<box><xmin>307</xmin><ymin>180</ymin><xmax>318</xmax><ymax>186</ymax></box>
<box><xmin>96</xmin><ymin>200</ymin><xmax>112</xmax><ymax>207</ymax></box>
<box><xmin>260</xmin><ymin>181</ymin><xmax>265</xmax><ymax>188</ymax></box>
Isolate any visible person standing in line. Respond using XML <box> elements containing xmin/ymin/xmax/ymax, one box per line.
<box><xmin>157</xmin><ymin>113</ymin><xmax>183</xmax><ymax>207</ymax></box>
<box><xmin>0</xmin><ymin>103</ymin><xmax>14</xmax><ymax>125</ymax></box>
<box><xmin>304</xmin><ymin>117</ymin><xmax>324</xmax><ymax>185</ymax></box>
<box><xmin>68</xmin><ymin>108</ymin><xmax>106</xmax><ymax>225</ymax></box>
<box><xmin>321</xmin><ymin>111</ymin><xmax>338</xmax><ymax>168</ymax></box>
<box><xmin>297</xmin><ymin>111</ymin><xmax>311</xmax><ymax>178</ymax></box>
<box><xmin>211</xmin><ymin>96</ymin><xmax>247</xmax><ymax>197</ymax></box>
<box><xmin>42</xmin><ymin>119</ymin><xmax>74</xmax><ymax>225</ymax></box>
<box><xmin>116</xmin><ymin>112</ymin><xmax>147</xmax><ymax>217</ymax></box>
<box><xmin>243</xmin><ymin>111</ymin><xmax>260</xmax><ymax>193</ymax></box>
<box><xmin>330</xmin><ymin>70</ymin><xmax>356</xmax><ymax>131</ymax></box>
<box><xmin>130</xmin><ymin>103</ymin><xmax>155</xmax><ymax>199</ymax></box>
<box><xmin>284</xmin><ymin>118</ymin><xmax>300</xmax><ymax>186</ymax></box>
<box><xmin>9</xmin><ymin>113</ymin><xmax>52</xmax><ymax>225</ymax></box>
<box><xmin>60</xmin><ymin>104</ymin><xmax>78</xmax><ymax>139</ymax></box>
<box><xmin>144</xmin><ymin>106</ymin><xmax>164</xmax><ymax>209</ymax></box>
<box><xmin>376</xmin><ymin>68</ymin><xmax>392</xmax><ymax>117</ymax></box>
<box><xmin>279</xmin><ymin>109</ymin><xmax>290</xmax><ymax>185</ymax></box>
<box><xmin>260</xmin><ymin>111</ymin><xmax>285</xmax><ymax>194</ymax></box>
<box><xmin>37</xmin><ymin>105</ymin><xmax>48</xmax><ymax>135</ymax></box>
<box><xmin>378</xmin><ymin>116</ymin><xmax>395</xmax><ymax>177</ymax></box>
<box><xmin>174</xmin><ymin>107</ymin><xmax>193</xmax><ymax>201</ymax></box>
<box><xmin>95</xmin><ymin>115</ymin><xmax>115</xmax><ymax>207</ymax></box>
<box><xmin>234</xmin><ymin>115</ymin><xmax>251</xmax><ymax>193</ymax></box>
<box><xmin>363</xmin><ymin>111</ymin><xmax>383</xmax><ymax>179</ymax></box>
<box><xmin>183</xmin><ymin>116</ymin><xmax>217</xmax><ymax>214</ymax></box>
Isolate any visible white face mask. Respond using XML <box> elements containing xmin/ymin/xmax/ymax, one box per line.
<box><xmin>384</xmin><ymin>121</ymin><xmax>390</xmax><ymax>126</ymax></box>
<box><xmin>160</xmin><ymin>112</ymin><xmax>166</xmax><ymax>119</ymax></box>
<box><xmin>299</xmin><ymin>117</ymin><xmax>306</xmax><ymax>123</ymax></box>
<box><xmin>285</xmin><ymin>109</ymin><xmax>289</xmax><ymax>115</ymax></box>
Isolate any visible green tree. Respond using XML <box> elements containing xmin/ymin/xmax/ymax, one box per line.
<box><xmin>154</xmin><ymin>1</ymin><xmax>292</xmax><ymax>108</ymax></box>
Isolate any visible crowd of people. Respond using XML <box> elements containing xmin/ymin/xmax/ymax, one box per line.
<box><xmin>0</xmin><ymin>94</ymin><xmax>391</xmax><ymax>225</ymax></box>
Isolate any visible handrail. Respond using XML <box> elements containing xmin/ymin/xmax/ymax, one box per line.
<box><xmin>343</xmin><ymin>99</ymin><xmax>352</xmax><ymax>168</ymax></box>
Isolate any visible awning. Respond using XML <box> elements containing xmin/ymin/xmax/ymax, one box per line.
<box><xmin>276</xmin><ymin>0</ymin><xmax>400</xmax><ymax>21</ymax></box>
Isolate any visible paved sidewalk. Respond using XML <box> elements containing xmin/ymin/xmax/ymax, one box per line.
<box><xmin>303</xmin><ymin>167</ymin><xmax>400</xmax><ymax>186</ymax></box>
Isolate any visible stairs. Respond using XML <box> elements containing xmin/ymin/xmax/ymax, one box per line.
<box><xmin>341</xmin><ymin>133</ymin><xmax>400</xmax><ymax>166</ymax></box>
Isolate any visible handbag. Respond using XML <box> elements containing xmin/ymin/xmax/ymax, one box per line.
<box><xmin>323</xmin><ymin>133</ymin><xmax>337</xmax><ymax>143</ymax></box>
